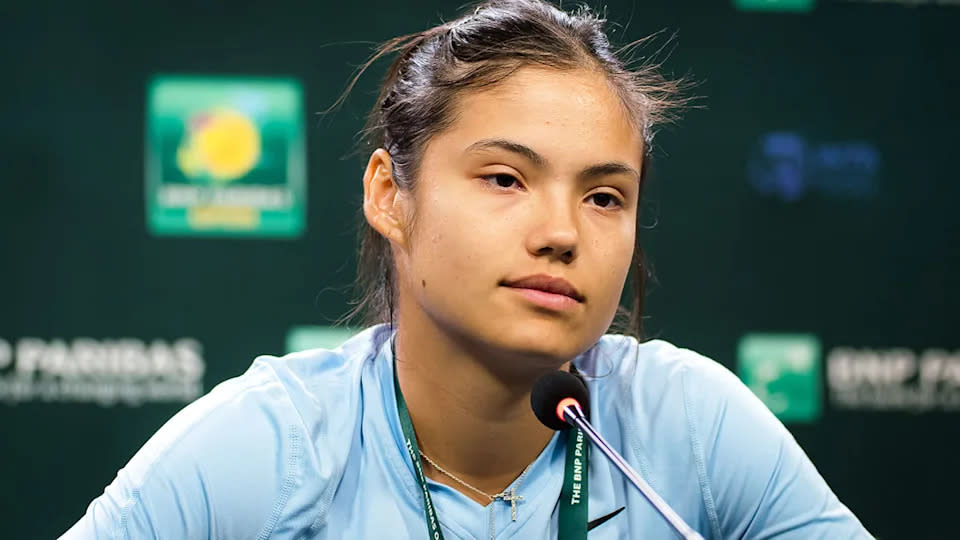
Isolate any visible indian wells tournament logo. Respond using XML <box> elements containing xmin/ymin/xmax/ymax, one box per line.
<box><xmin>737</xmin><ymin>334</ymin><xmax>821</xmax><ymax>422</ymax></box>
<box><xmin>146</xmin><ymin>76</ymin><xmax>305</xmax><ymax>237</ymax></box>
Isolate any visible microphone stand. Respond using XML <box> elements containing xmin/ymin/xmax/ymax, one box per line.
<box><xmin>562</xmin><ymin>403</ymin><xmax>705</xmax><ymax>540</ymax></box>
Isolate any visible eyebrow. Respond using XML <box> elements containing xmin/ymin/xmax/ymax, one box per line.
<box><xmin>464</xmin><ymin>138</ymin><xmax>641</xmax><ymax>182</ymax></box>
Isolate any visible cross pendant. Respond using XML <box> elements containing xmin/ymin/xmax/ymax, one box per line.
<box><xmin>497</xmin><ymin>488</ymin><xmax>524</xmax><ymax>521</ymax></box>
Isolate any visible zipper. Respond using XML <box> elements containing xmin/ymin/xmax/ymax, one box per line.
<box><xmin>489</xmin><ymin>503</ymin><xmax>496</xmax><ymax>540</ymax></box>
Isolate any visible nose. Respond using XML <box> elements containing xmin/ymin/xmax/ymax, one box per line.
<box><xmin>525</xmin><ymin>195</ymin><xmax>579</xmax><ymax>264</ymax></box>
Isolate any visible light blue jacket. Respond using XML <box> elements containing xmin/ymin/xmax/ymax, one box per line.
<box><xmin>63</xmin><ymin>325</ymin><xmax>870</xmax><ymax>539</ymax></box>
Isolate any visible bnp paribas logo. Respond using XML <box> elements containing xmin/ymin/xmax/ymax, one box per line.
<box><xmin>733</xmin><ymin>0</ymin><xmax>815</xmax><ymax>12</ymax></box>
<box><xmin>737</xmin><ymin>334</ymin><xmax>822</xmax><ymax>422</ymax></box>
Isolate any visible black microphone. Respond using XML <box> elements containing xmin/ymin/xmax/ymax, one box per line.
<box><xmin>531</xmin><ymin>371</ymin><xmax>704</xmax><ymax>540</ymax></box>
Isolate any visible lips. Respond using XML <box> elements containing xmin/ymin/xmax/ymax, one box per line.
<box><xmin>501</xmin><ymin>274</ymin><xmax>584</xmax><ymax>303</ymax></box>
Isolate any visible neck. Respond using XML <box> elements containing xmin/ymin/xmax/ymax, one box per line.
<box><xmin>393</xmin><ymin>306</ymin><xmax>567</xmax><ymax>504</ymax></box>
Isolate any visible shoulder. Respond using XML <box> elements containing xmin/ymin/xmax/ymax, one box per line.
<box><xmin>581</xmin><ymin>334</ymin><xmax>748</xmax><ymax>475</ymax></box>
<box><xmin>246</xmin><ymin>324</ymin><xmax>388</xmax><ymax>432</ymax></box>
<box><xmin>64</xmin><ymin>325</ymin><xmax>389</xmax><ymax>539</ymax></box>
<box><xmin>586</xmin><ymin>333</ymin><xmax>782</xmax><ymax>453</ymax></box>
<box><xmin>586</xmin><ymin>335</ymin><xmax>870</xmax><ymax>538</ymax></box>
<box><xmin>144</xmin><ymin>324</ymin><xmax>386</xmax><ymax>477</ymax></box>
<box><xmin>587</xmin><ymin>334</ymin><xmax>744</xmax><ymax>409</ymax></box>
<box><xmin>594</xmin><ymin>335</ymin><xmax>785</xmax><ymax>450</ymax></box>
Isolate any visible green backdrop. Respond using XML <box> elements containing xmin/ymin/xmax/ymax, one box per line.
<box><xmin>1</xmin><ymin>1</ymin><xmax>956</xmax><ymax>538</ymax></box>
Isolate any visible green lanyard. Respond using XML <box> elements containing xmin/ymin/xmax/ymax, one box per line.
<box><xmin>558</xmin><ymin>426</ymin><xmax>589</xmax><ymax>540</ymax></box>
<box><xmin>392</xmin><ymin>358</ymin><xmax>589</xmax><ymax>540</ymax></box>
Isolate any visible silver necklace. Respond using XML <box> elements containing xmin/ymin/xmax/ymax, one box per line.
<box><xmin>418</xmin><ymin>450</ymin><xmax>532</xmax><ymax>522</ymax></box>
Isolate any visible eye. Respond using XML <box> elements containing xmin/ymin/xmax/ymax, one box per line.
<box><xmin>587</xmin><ymin>192</ymin><xmax>623</xmax><ymax>209</ymax></box>
<box><xmin>481</xmin><ymin>173</ymin><xmax>522</xmax><ymax>190</ymax></box>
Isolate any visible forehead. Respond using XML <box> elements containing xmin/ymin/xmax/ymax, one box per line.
<box><xmin>433</xmin><ymin>66</ymin><xmax>644</xmax><ymax>169</ymax></box>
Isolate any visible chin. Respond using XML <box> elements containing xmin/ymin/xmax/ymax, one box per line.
<box><xmin>483</xmin><ymin>318</ymin><xmax>597</xmax><ymax>363</ymax></box>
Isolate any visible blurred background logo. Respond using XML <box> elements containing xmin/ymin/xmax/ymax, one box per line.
<box><xmin>747</xmin><ymin>131</ymin><xmax>880</xmax><ymax>202</ymax></box>
<box><xmin>733</xmin><ymin>0</ymin><xmax>816</xmax><ymax>12</ymax></box>
<box><xmin>0</xmin><ymin>337</ymin><xmax>205</xmax><ymax>407</ymax></box>
<box><xmin>285</xmin><ymin>326</ymin><xmax>359</xmax><ymax>354</ymax></box>
<box><xmin>146</xmin><ymin>76</ymin><xmax>306</xmax><ymax>237</ymax></box>
<box><xmin>737</xmin><ymin>334</ymin><xmax>822</xmax><ymax>422</ymax></box>
<box><xmin>176</xmin><ymin>108</ymin><xmax>262</xmax><ymax>183</ymax></box>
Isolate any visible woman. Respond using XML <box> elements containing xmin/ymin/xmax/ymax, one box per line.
<box><xmin>64</xmin><ymin>0</ymin><xmax>870</xmax><ymax>538</ymax></box>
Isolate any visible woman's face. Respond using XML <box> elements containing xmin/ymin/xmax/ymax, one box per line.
<box><xmin>395</xmin><ymin>66</ymin><xmax>643</xmax><ymax>363</ymax></box>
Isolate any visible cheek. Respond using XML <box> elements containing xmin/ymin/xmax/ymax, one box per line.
<box><xmin>408</xmin><ymin>189</ymin><xmax>500</xmax><ymax>286</ymax></box>
<box><xmin>591</xmin><ymin>222</ymin><xmax>635</xmax><ymax>296</ymax></box>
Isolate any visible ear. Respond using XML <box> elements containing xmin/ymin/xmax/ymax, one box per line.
<box><xmin>362</xmin><ymin>148</ymin><xmax>408</xmax><ymax>247</ymax></box>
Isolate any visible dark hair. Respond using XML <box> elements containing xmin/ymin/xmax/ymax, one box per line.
<box><xmin>343</xmin><ymin>0</ymin><xmax>687</xmax><ymax>338</ymax></box>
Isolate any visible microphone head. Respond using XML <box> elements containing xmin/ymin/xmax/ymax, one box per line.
<box><xmin>531</xmin><ymin>370</ymin><xmax>590</xmax><ymax>431</ymax></box>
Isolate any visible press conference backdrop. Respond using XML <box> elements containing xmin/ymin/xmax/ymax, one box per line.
<box><xmin>1</xmin><ymin>1</ymin><xmax>956</xmax><ymax>538</ymax></box>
